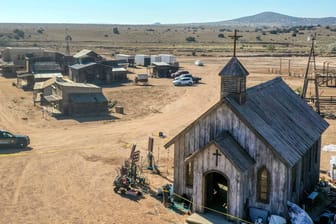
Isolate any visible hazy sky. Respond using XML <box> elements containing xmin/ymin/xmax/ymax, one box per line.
<box><xmin>0</xmin><ymin>0</ymin><xmax>335</xmax><ymax>24</ymax></box>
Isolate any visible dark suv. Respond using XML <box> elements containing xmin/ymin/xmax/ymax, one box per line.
<box><xmin>0</xmin><ymin>130</ymin><xmax>30</xmax><ymax>149</ymax></box>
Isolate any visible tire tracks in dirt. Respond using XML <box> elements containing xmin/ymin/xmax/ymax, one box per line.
<box><xmin>12</xmin><ymin>158</ymin><xmax>32</xmax><ymax>205</ymax></box>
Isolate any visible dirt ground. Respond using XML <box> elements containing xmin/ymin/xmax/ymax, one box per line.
<box><xmin>0</xmin><ymin>56</ymin><xmax>335</xmax><ymax>224</ymax></box>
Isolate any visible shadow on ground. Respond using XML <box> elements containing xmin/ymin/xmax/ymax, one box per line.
<box><xmin>53</xmin><ymin>113</ymin><xmax>119</xmax><ymax>122</ymax></box>
<box><xmin>0</xmin><ymin>146</ymin><xmax>33</xmax><ymax>154</ymax></box>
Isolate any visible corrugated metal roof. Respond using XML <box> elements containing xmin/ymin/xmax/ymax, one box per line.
<box><xmin>73</xmin><ymin>49</ymin><xmax>94</xmax><ymax>58</ymax></box>
<box><xmin>34</xmin><ymin>78</ymin><xmax>58</xmax><ymax>90</ymax></box>
<box><xmin>44</xmin><ymin>95</ymin><xmax>62</xmax><ymax>102</ymax></box>
<box><xmin>152</xmin><ymin>62</ymin><xmax>170</xmax><ymax>66</ymax></box>
<box><xmin>69</xmin><ymin>62</ymin><xmax>96</xmax><ymax>70</ymax></box>
<box><xmin>34</xmin><ymin>73</ymin><xmax>63</xmax><ymax>79</ymax></box>
<box><xmin>226</xmin><ymin>77</ymin><xmax>329</xmax><ymax>166</ymax></box>
<box><xmin>218</xmin><ymin>56</ymin><xmax>249</xmax><ymax>77</ymax></box>
<box><xmin>112</xmin><ymin>67</ymin><xmax>127</xmax><ymax>72</ymax></box>
<box><xmin>17</xmin><ymin>73</ymin><xmax>33</xmax><ymax>78</ymax></box>
<box><xmin>56</xmin><ymin>81</ymin><xmax>100</xmax><ymax>88</ymax></box>
<box><xmin>33</xmin><ymin>62</ymin><xmax>62</xmax><ymax>72</ymax></box>
<box><xmin>70</xmin><ymin>93</ymin><xmax>107</xmax><ymax>103</ymax></box>
<box><xmin>33</xmin><ymin>82</ymin><xmax>44</xmax><ymax>90</ymax></box>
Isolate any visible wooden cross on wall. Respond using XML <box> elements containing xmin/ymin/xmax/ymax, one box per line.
<box><xmin>229</xmin><ymin>29</ymin><xmax>242</xmax><ymax>57</ymax></box>
<box><xmin>213</xmin><ymin>149</ymin><xmax>221</xmax><ymax>166</ymax></box>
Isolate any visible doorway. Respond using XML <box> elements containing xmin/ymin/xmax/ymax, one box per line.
<box><xmin>204</xmin><ymin>171</ymin><xmax>229</xmax><ymax>213</ymax></box>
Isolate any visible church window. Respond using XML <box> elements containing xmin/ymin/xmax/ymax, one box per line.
<box><xmin>257</xmin><ymin>166</ymin><xmax>270</xmax><ymax>203</ymax></box>
<box><xmin>186</xmin><ymin>161</ymin><xmax>194</xmax><ymax>188</ymax></box>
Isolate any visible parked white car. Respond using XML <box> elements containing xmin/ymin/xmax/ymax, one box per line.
<box><xmin>172</xmin><ymin>77</ymin><xmax>193</xmax><ymax>86</ymax></box>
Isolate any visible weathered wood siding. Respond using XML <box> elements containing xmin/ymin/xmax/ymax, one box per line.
<box><xmin>173</xmin><ymin>103</ymin><xmax>290</xmax><ymax>217</ymax></box>
<box><xmin>193</xmin><ymin>144</ymin><xmax>244</xmax><ymax>217</ymax></box>
<box><xmin>289</xmin><ymin>138</ymin><xmax>321</xmax><ymax>203</ymax></box>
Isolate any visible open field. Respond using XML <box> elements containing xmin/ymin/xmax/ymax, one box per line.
<box><xmin>1</xmin><ymin>23</ymin><xmax>336</xmax><ymax>57</ymax></box>
<box><xmin>0</xmin><ymin>55</ymin><xmax>336</xmax><ymax>223</ymax></box>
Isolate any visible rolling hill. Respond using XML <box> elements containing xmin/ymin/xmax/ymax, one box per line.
<box><xmin>207</xmin><ymin>12</ymin><xmax>336</xmax><ymax>27</ymax></box>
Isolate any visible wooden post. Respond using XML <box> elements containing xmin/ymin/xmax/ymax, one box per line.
<box><xmin>288</xmin><ymin>59</ymin><xmax>291</xmax><ymax>76</ymax></box>
<box><xmin>280</xmin><ymin>58</ymin><xmax>282</xmax><ymax>75</ymax></box>
<box><xmin>147</xmin><ymin>137</ymin><xmax>154</xmax><ymax>170</ymax></box>
<box><xmin>167</xmin><ymin>149</ymin><xmax>170</xmax><ymax>175</ymax></box>
<box><xmin>157</xmin><ymin>146</ymin><xmax>160</xmax><ymax>167</ymax></box>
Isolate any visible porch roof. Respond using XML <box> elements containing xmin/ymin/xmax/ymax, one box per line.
<box><xmin>185</xmin><ymin>132</ymin><xmax>255</xmax><ymax>172</ymax></box>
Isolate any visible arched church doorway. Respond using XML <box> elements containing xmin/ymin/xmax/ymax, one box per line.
<box><xmin>204</xmin><ymin>171</ymin><xmax>229</xmax><ymax>213</ymax></box>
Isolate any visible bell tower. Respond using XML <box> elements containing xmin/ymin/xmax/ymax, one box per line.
<box><xmin>218</xmin><ymin>30</ymin><xmax>249</xmax><ymax>104</ymax></box>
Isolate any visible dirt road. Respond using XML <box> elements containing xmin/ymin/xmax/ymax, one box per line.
<box><xmin>0</xmin><ymin>56</ymin><xmax>335</xmax><ymax>223</ymax></box>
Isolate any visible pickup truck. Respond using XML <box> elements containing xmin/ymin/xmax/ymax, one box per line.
<box><xmin>0</xmin><ymin>130</ymin><xmax>30</xmax><ymax>149</ymax></box>
<box><xmin>174</xmin><ymin>74</ymin><xmax>202</xmax><ymax>83</ymax></box>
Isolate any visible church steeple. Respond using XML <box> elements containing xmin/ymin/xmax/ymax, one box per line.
<box><xmin>218</xmin><ymin>30</ymin><xmax>249</xmax><ymax>104</ymax></box>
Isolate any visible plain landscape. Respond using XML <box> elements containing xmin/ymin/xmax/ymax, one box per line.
<box><xmin>0</xmin><ymin>11</ymin><xmax>336</xmax><ymax>223</ymax></box>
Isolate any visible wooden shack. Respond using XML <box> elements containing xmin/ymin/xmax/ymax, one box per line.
<box><xmin>42</xmin><ymin>80</ymin><xmax>108</xmax><ymax>115</ymax></box>
<box><xmin>73</xmin><ymin>49</ymin><xmax>104</xmax><ymax>64</ymax></box>
<box><xmin>1</xmin><ymin>47</ymin><xmax>44</xmax><ymax>67</ymax></box>
<box><xmin>149</xmin><ymin>62</ymin><xmax>178</xmax><ymax>78</ymax></box>
<box><xmin>69</xmin><ymin>63</ymin><xmax>127</xmax><ymax>84</ymax></box>
<box><xmin>165</xmin><ymin>56</ymin><xmax>329</xmax><ymax>218</ymax></box>
<box><xmin>115</xmin><ymin>54</ymin><xmax>135</xmax><ymax>67</ymax></box>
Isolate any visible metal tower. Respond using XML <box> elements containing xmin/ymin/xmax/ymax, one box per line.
<box><xmin>301</xmin><ymin>33</ymin><xmax>320</xmax><ymax>114</ymax></box>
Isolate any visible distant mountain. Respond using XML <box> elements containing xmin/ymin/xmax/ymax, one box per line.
<box><xmin>207</xmin><ymin>12</ymin><xmax>336</xmax><ymax>27</ymax></box>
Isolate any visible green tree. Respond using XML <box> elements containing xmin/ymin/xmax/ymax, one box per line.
<box><xmin>186</xmin><ymin>36</ymin><xmax>196</xmax><ymax>42</ymax></box>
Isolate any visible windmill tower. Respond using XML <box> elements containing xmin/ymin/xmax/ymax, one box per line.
<box><xmin>301</xmin><ymin>33</ymin><xmax>320</xmax><ymax>114</ymax></box>
<box><xmin>65</xmin><ymin>34</ymin><xmax>72</xmax><ymax>56</ymax></box>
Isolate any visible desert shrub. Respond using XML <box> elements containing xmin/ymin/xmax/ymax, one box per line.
<box><xmin>329</xmin><ymin>43</ymin><xmax>336</xmax><ymax>54</ymax></box>
<box><xmin>0</xmin><ymin>38</ymin><xmax>9</xmax><ymax>46</ymax></box>
<box><xmin>186</xmin><ymin>36</ymin><xmax>196</xmax><ymax>42</ymax></box>
<box><xmin>266</xmin><ymin>44</ymin><xmax>275</xmax><ymax>52</ymax></box>
<box><xmin>113</xmin><ymin>27</ymin><xmax>120</xmax><ymax>34</ymax></box>
<box><xmin>331</xmin><ymin>47</ymin><xmax>336</xmax><ymax>54</ymax></box>
<box><xmin>13</xmin><ymin>29</ymin><xmax>24</xmax><ymax>39</ymax></box>
<box><xmin>256</xmin><ymin>36</ymin><xmax>262</xmax><ymax>41</ymax></box>
<box><xmin>218</xmin><ymin>33</ymin><xmax>225</xmax><ymax>38</ymax></box>
<box><xmin>37</xmin><ymin>27</ymin><xmax>44</xmax><ymax>34</ymax></box>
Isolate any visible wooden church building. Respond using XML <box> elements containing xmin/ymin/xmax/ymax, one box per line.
<box><xmin>164</xmin><ymin>33</ymin><xmax>329</xmax><ymax>218</ymax></box>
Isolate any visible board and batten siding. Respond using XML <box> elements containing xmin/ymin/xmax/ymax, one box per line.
<box><xmin>194</xmin><ymin>144</ymin><xmax>243</xmax><ymax>216</ymax></box>
<box><xmin>173</xmin><ymin>103</ymin><xmax>290</xmax><ymax>216</ymax></box>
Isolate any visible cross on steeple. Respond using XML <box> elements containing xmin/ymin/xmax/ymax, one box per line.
<box><xmin>213</xmin><ymin>149</ymin><xmax>221</xmax><ymax>166</ymax></box>
<box><xmin>229</xmin><ymin>29</ymin><xmax>242</xmax><ymax>57</ymax></box>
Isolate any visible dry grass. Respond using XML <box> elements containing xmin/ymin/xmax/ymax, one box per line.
<box><xmin>1</xmin><ymin>23</ymin><xmax>336</xmax><ymax>56</ymax></box>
